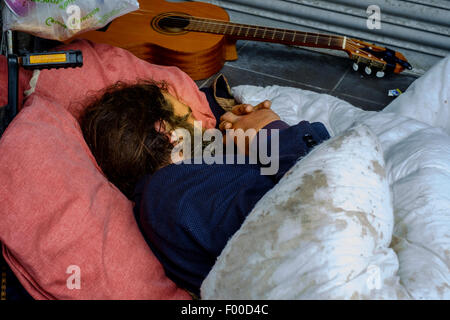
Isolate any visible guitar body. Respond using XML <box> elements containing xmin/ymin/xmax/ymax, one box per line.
<box><xmin>68</xmin><ymin>0</ymin><xmax>237</xmax><ymax>80</ymax></box>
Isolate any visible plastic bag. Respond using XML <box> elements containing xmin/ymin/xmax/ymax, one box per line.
<box><xmin>2</xmin><ymin>0</ymin><xmax>140</xmax><ymax>41</ymax></box>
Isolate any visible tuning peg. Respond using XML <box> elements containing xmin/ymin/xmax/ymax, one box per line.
<box><xmin>364</xmin><ymin>66</ymin><xmax>372</xmax><ymax>75</ymax></box>
<box><xmin>376</xmin><ymin>70</ymin><xmax>385</xmax><ymax>78</ymax></box>
<box><xmin>352</xmin><ymin>62</ymin><xmax>359</xmax><ymax>71</ymax></box>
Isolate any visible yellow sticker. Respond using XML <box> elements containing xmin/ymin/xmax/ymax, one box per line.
<box><xmin>29</xmin><ymin>53</ymin><xmax>67</xmax><ymax>64</ymax></box>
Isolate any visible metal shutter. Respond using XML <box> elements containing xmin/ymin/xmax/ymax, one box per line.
<box><xmin>193</xmin><ymin>0</ymin><xmax>450</xmax><ymax>75</ymax></box>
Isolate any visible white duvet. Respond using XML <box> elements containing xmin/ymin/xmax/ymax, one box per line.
<box><xmin>201</xmin><ymin>56</ymin><xmax>450</xmax><ymax>300</ymax></box>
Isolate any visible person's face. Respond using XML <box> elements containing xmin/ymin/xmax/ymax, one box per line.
<box><xmin>160</xmin><ymin>92</ymin><xmax>206</xmax><ymax>162</ymax></box>
<box><xmin>162</xmin><ymin>92</ymin><xmax>197</xmax><ymax>127</ymax></box>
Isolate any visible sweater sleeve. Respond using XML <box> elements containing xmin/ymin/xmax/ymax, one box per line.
<box><xmin>254</xmin><ymin>120</ymin><xmax>330</xmax><ymax>182</ymax></box>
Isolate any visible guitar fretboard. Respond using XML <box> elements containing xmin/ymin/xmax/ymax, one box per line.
<box><xmin>186</xmin><ymin>17</ymin><xmax>345</xmax><ymax>50</ymax></box>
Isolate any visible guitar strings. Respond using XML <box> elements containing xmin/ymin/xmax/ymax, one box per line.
<box><xmin>128</xmin><ymin>9</ymin><xmax>383</xmax><ymax>66</ymax></box>
<box><xmin>340</xmin><ymin>40</ymin><xmax>386</xmax><ymax>65</ymax></box>
<box><xmin>171</xmin><ymin>15</ymin><xmax>344</xmax><ymax>42</ymax></box>
<box><xmin>188</xmin><ymin>19</ymin><xmax>344</xmax><ymax>42</ymax></box>
<box><xmin>128</xmin><ymin>9</ymin><xmax>380</xmax><ymax>59</ymax></box>
<box><xmin>129</xmin><ymin>9</ymin><xmax>346</xmax><ymax>43</ymax></box>
<box><xmin>127</xmin><ymin>10</ymin><xmax>383</xmax><ymax>66</ymax></box>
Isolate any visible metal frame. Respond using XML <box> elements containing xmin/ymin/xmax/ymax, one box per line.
<box><xmin>1</xmin><ymin>30</ymin><xmax>19</xmax><ymax>137</ymax></box>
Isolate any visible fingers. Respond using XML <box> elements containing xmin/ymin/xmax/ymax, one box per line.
<box><xmin>219</xmin><ymin>100</ymin><xmax>273</xmax><ymax>132</ymax></box>
<box><xmin>230</xmin><ymin>101</ymin><xmax>271</xmax><ymax>115</ymax></box>
<box><xmin>263</xmin><ymin>100</ymin><xmax>272</xmax><ymax>109</ymax></box>
<box><xmin>220</xmin><ymin>111</ymin><xmax>240</xmax><ymax>124</ymax></box>
<box><xmin>231</xmin><ymin>104</ymin><xmax>254</xmax><ymax>115</ymax></box>
<box><xmin>255</xmin><ymin>100</ymin><xmax>272</xmax><ymax>110</ymax></box>
<box><xmin>219</xmin><ymin>121</ymin><xmax>233</xmax><ymax>131</ymax></box>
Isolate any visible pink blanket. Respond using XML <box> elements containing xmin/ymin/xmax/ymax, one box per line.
<box><xmin>0</xmin><ymin>39</ymin><xmax>216</xmax><ymax>299</ymax></box>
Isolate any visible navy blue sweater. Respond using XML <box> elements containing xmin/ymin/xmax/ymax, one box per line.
<box><xmin>133</xmin><ymin>120</ymin><xmax>330</xmax><ymax>296</ymax></box>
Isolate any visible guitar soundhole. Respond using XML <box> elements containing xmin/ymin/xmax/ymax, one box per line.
<box><xmin>152</xmin><ymin>13</ymin><xmax>191</xmax><ymax>35</ymax></box>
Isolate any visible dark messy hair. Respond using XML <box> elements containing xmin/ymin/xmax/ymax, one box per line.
<box><xmin>80</xmin><ymin>80</ymin><xmax>191</xmax><ymax>199</ymax></box>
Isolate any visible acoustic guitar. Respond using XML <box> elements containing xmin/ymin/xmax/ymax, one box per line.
<box><xmin>69</xmin><ymin>0</ymin><xmax>412</xmax><ymax>80</ymax></box>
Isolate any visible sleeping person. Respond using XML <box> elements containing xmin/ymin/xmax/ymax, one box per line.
<box><xmin>80</xmin><ymin>79</ymin><xmax>330</xmax><ymax>297</ymax></box>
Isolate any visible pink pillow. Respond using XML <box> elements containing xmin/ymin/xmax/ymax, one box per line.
<box><xmin>38</xmin><ymin>39</ymin><xmax>216</xmax><ymax>128</ymax></box>
<box><xmin>0</xmin><ymin>39</ymin><xmax>215</xmax><ymax>299</ymax></box>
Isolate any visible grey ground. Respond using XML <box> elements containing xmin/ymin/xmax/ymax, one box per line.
<box><xmin>195</xmin><ymin>40</ymin><xmax>418</xmax><ymax>111</ymax></box>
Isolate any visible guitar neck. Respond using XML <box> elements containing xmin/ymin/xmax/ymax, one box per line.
<box><xmin>186</xmin><ymin>17</ymin><xmax>347</xmax><ymax>51</ymax></box>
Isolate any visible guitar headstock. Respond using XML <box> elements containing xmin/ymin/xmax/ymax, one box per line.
<box><xmin>344</xmin><ymin>38</ymin><xmax>412</xmax><ymax>78</ymax></box>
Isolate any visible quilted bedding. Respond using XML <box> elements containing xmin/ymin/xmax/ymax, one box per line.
<box><xmin>201</xmin><ymin>56</ymin><xmax>450</xmax><ymax>300</ymax></box>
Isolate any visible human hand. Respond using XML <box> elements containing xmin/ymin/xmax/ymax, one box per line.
<box><xmin>219</xmin><ymin>101</ymin><xmax>280</xmax><ymax>155</ymax></box>
<box><xmin>219</xmin><ymin>100</ymin><xmax>272</xmax><ymax>131</ymax></box>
